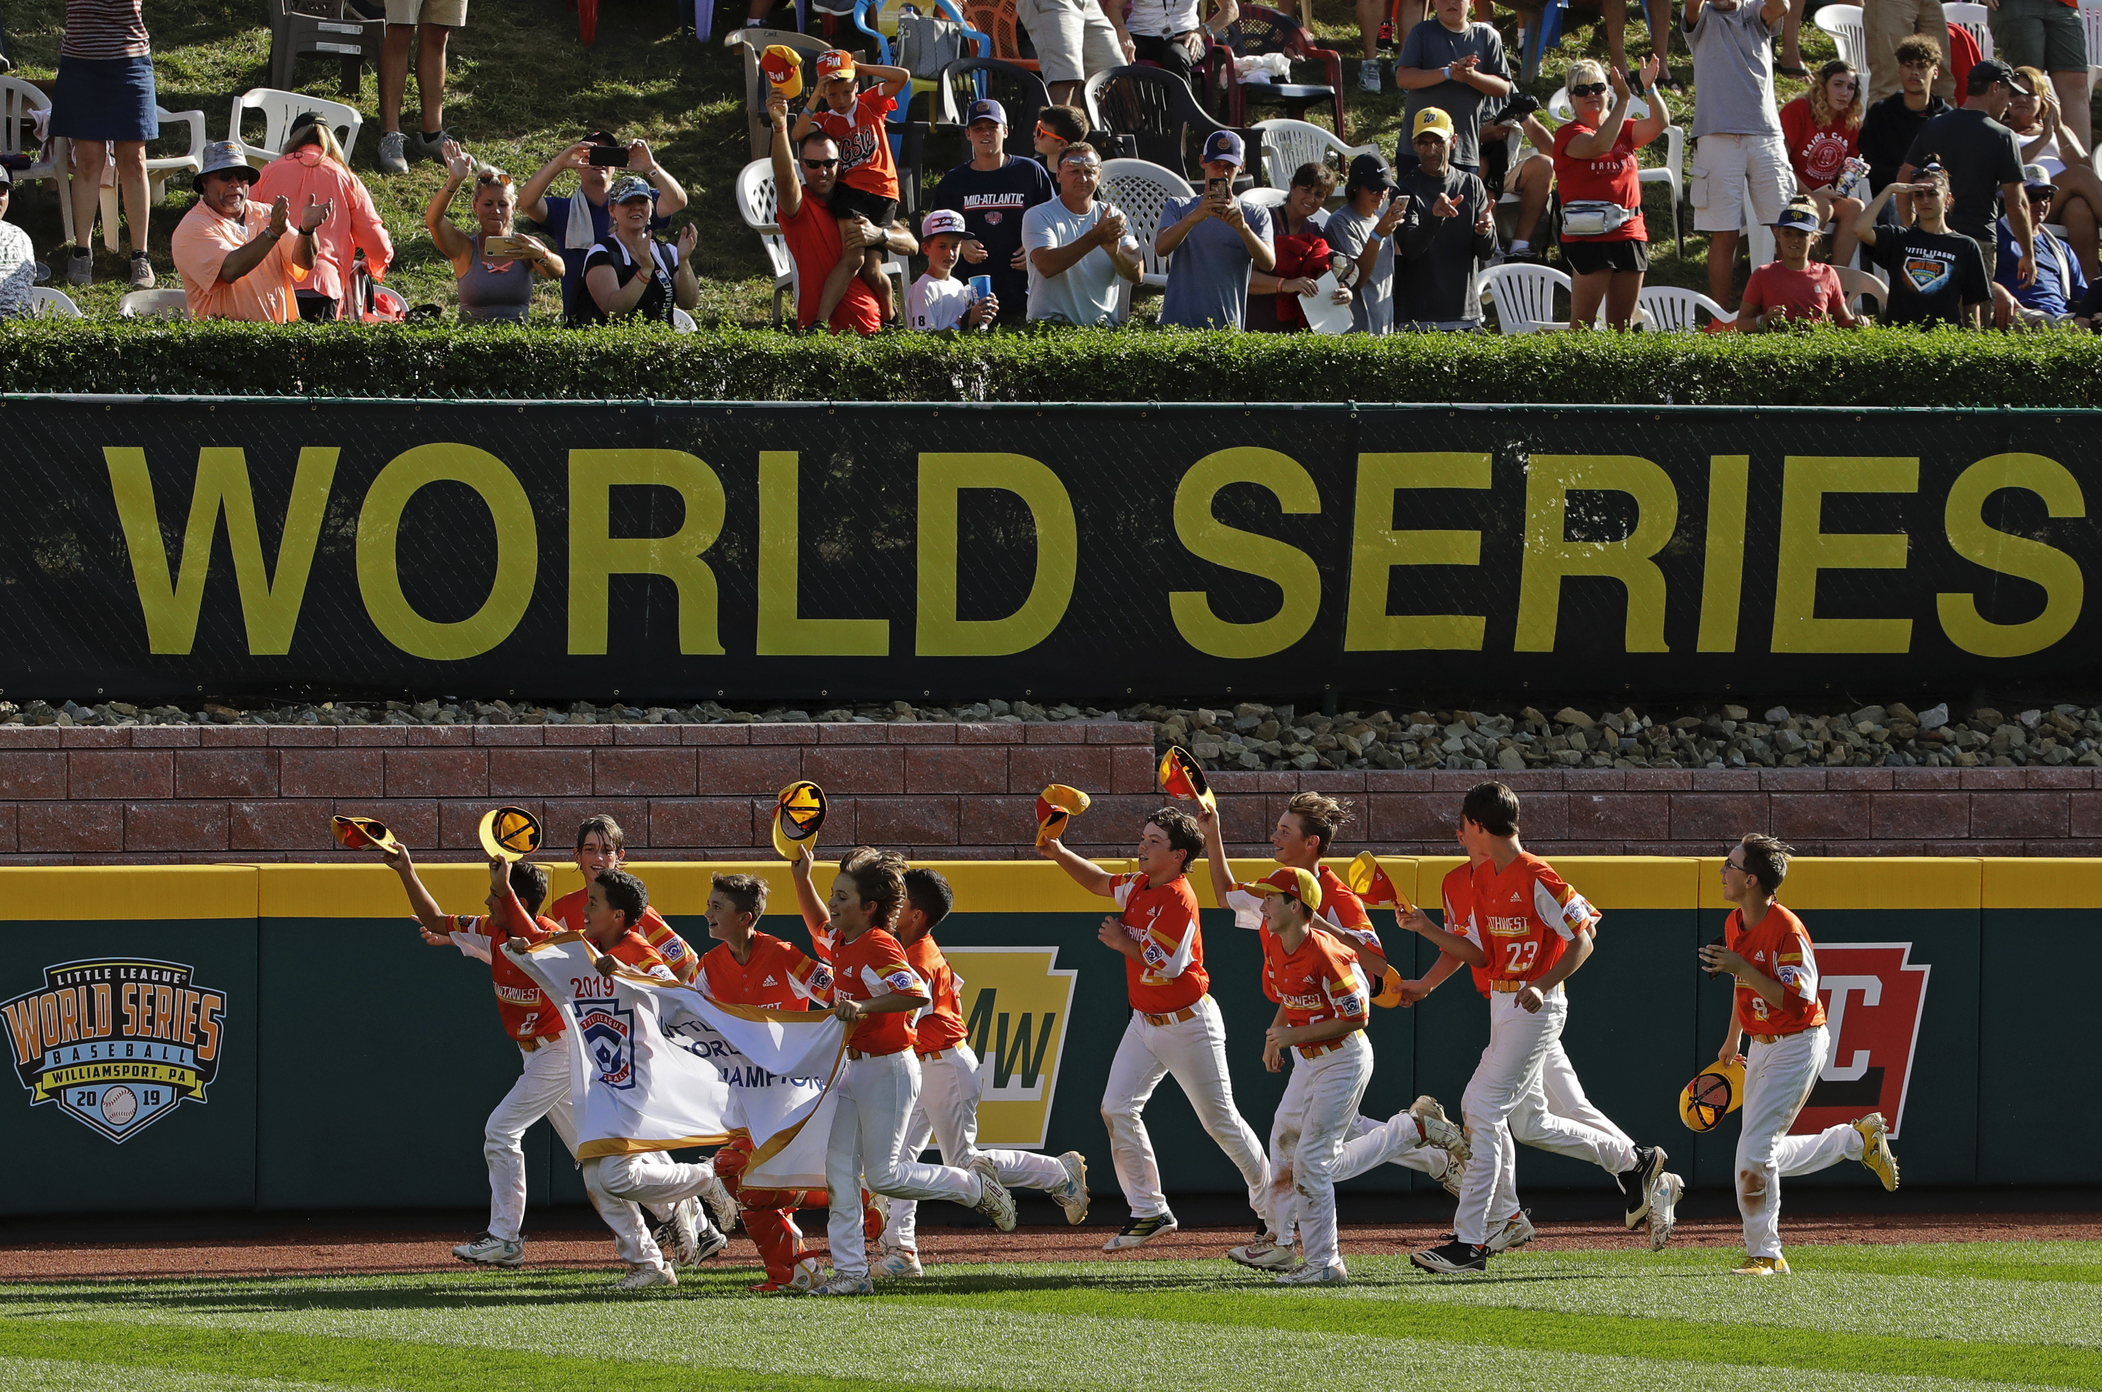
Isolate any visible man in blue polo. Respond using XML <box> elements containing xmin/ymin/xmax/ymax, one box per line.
<box><xmin>929</xmin><ymin>98</ymin><xmax>1054</xmax><ymax>325</ymax></box>
<box><xmin>1156</xmin><ymin>130</ymin><xmax>1275</xmax><ymax>329</ymax></box>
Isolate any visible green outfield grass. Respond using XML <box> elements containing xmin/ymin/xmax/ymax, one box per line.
<box><xmin>3</xmin><ymin>1240</ymin><xmax>2099</xmax><ymax>1392</ymax></box>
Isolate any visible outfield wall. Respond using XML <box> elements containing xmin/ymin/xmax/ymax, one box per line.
<box><xmin>0</xmin><ymin>857</ymin><xmax>2089</xmax><ymax>1216</ymax></box>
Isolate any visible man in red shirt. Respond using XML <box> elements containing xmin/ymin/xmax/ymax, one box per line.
<box><xmin>1041</xmin><ymin>806</ymin><xmax>1270</xmax><ymax>1251</ymax></box>
<box><xmin>766</xmin><ymin>92</ymin><xmax>916</xmax><ymax>335</ymax></box>
<box><xmin>792</xmin><ymin>50</ymin><xmax>912</xmax><ymax>324</ymax></box>
<box><xmin>875</xmin><ymin>867</ymin><xmax>1090</xmax><ymax>1278</ymax></box>
<box><xmin>1701</xmin><ymin>834</ymin><xmax>1899</xmax><ymax>1274</ymax></box>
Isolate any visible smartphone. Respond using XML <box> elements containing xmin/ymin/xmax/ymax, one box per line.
<box><xmin>586</xmin><ymin>146</ymin><xmax>629</xmax><ymax>167</ymax></box>
<box><xmin>482</xmin><ymin>234</ymin><xmax>526</xmax><ymax>257</ymax></box>
<box><xmin>1206</xmin><ymin>176</ymin><xmax>1228</xmax><ymax>199</ymax></box>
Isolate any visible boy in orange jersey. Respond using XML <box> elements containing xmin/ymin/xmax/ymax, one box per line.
<box><xmin>791</xmin><ymin>847</ymin><xmax>1017</xmax><ymax>1295</ymax></box>
<box><xmin>694</xmin><ymin>870</ymin><xmax>881</xmax><ymax>1294</ymax></box>
<box><xmin>1412</xmin><ymin>782</ymin><xmax>1673</xmax><ymax>1275</ymax></box>
<box><xmin>1040</xmin><ymin>805</ymin><xmax>1270</xmax><ymax>1251</ymax></box>
<box><xmin>874</xmin><ymin>867</ymin><xmax>1091</xmax><ymax>1278</ymax></box>
<box><xmin>1701</xmin><ymin>834</ymin><xmax>1899</xmax><ymax>1275</ymax></box>
<box><xmin>544</xmin><ymin>816</ymin><xmax>700</xmax><ymax>986</ymax></box>
<box><xmin>793</xmin><ymin>50</ymin><xmax>913</xmax><ymax>323</ymax></box>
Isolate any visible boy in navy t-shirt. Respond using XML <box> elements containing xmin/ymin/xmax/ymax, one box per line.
<box><xmin>929</xmin><ymin>99</ymin><xmax>1054</xmax><ymax>324</ymax></box>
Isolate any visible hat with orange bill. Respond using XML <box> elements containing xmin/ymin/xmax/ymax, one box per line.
<box><xmin>330</xmin><ymin>815</ymin><xmax>401</xmax><ymax>855</ymax></box>
<box><xmin>1157</xmin><ymin>745</ymin><xmax>1215</xmax><ymax>814</ymax></box>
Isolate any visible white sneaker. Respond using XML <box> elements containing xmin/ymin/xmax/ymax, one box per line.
<box><xmin>874</xmin><ymin>1246</ymin><xmax>923</xmax><ymax>1278</ymax></box>
<box><xmin>1488</xmin><ymin>1209</ymin><xmax>1535</xmax><ymax>1252</ymax></box>
<box><xmin>1227</xmin><ymin>1241</ymin><xmax>1296</xmax><ymax>1271</ymax></box>
<box><xmin>610</xmin><ymin>1263</ymin><xmax>677</xmax><ymax>1290</ymax></box>
<box><xmin>1647</xmin><ymin>1173</ymin><xmax>1684</xmax><ymax>1251</ymax></box>
<box><xmin>1358</xmin><ymin>59</ymin><xmax>1381</xmax><ymax>92</ymax></box>
<box><xmin>451</xmin><ymin>1232</ymin><xmax>524</xmax><ymax>1267</ymax></box>
<box><xmin>1051</xmin><ymin>1150</ymin><xmax>1090</xmax><ymax>1225</ymax></box>
<box><xmin>699</xmin><ymin>1170</ymin><xmax>741</xmax><ymax>1233</ymax></box>
<box><xmin>970</xmin><ymin>1155</ymin><xmax>1017</xmax><ymax>1232</ymax></box>
<box><xmin>1410</xmin><ymin>1095</ymin><xmax>1471</xmax><ymax>1166</ymax></box>
<box><xmin>811</xmin><ymin>1273</ymin><xmax>875</xmax><ymax>1296</ymax></box>
<box><xmin>1277</xmin><ymin>1261</ymin><xmax>1348</xmax><ymax>1285</ymax></box>
<box><xmin>662</xmin><ymin>1197</ymin><xmax>700</xmax><ymax>1266</ymax></box>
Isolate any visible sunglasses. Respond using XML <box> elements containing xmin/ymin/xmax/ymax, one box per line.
<box><xmin>1062</xmin><ymin>159</ymin><xmax>1101</xmax><ymax>172</ymax></box>
<box><xmin>476</xmin><ymin>171</ymin><xmax>514</xmax><ymax>186</ymax></box>
<box><xmin>801</xmin><ymin>157</ymin><xmax>839</xmax><ymax>169</ymax></box>
<box><xmin>1570</xmin><ymin>81</ymin><xmax>1608</xmax><ymax>96</ymax></box>
<box><xmin>1035</xmin><ymin>121</ymin><xmax>1064</xmax><ymax>141</ymax></box>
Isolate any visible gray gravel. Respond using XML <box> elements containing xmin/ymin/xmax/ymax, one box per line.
<box><xmin>3</xmin><ymin>696</ymin><xmax>2096</xmax><ymax>772</ymax></box>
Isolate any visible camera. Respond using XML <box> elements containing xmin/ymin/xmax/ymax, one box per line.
<box><xmin>1500</xmin><ymin>91</ymin><xmax>1540</xmax><ymax>121</ymax></box>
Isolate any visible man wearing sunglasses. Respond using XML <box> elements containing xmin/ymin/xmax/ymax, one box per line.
<box><xmin>1992</xmin><ymin>163</ymin><xmax>2087</xmax><ymax>323</ymax></box>
<box><xmin>768</xmin><ymin>93</ymin><xmax>917</xmax><ymax>335</ymax></box>
<box><xmin>1022</xmin><ymin>143</ymin><xmax>1143</xmax><ymax>325</ymax></box>
<box><xmin>1853</xmin><ymin>160</ymin><xmax>1991</xmax><ymax>324</ymax></box>
<box><xmin>929</xmin><ymin>98</ymin><xmax>1055</xmax><ymax>324</ymax></box>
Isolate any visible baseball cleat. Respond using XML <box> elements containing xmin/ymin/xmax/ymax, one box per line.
<box><xmin>1411</xmin><ymin>1239</ymin><xmax>1489</xmax><ymax>1274</ymax></box>
<box><xmin>610</xmin><ymin>1263</ymin><xmax>678</xmax><ymax>1290</ymax></box>
<box><xmin>1855</xmin><ymin>1113</ymin><xmax>1899</xmax><ymax>1191</ymax></box>
<box><xmin>1647</xmin><ymin>1173</ymin><xmax>1684</xmax><ymax>1251</ymax></box>
<box><xmin>661</xmin><ymin>1198</ymin><xmax>701</xmax><ymax>1266</ymax></box>
<box><xmin>1051</xmin><ymin>1150</ymin><xmax>1091</xmax><ymax>1225</ymax></box>
<box><xmin>874</xmin><ymin>1246</ymin><xmax>924</xmax><ymax>1278</ymax></box>
<box><xmin>699</xmin><ymin>1170</ymin><xmax>741</xmax><ymax>1233</ymax></box>
<box><xmin>1227</xmin><ymin>1241</ymin><xmax>1296</xmax><ymax>1272</ymax></box>
<box><xmin>1435</xmin><ymin>1153</ymin><xmax>1463</xmax><ymax>1200</ymax></box>
<box><xmin>788</xmin><ymin>1256</ymin><xmax>825</xmax><ymax>1292</ymax></box>
<box><xmin>1276</xmin><ymin>1262</ymin><xmax>1348</xmax><ymax>1286</ymax></box>
<box><xmin>970</xmin><ymin>1156</ymin><xmax>1018</xmax><ymax>1232</ymax></box>
<box><xmin>1104</xmin><ymin>1211</ymin><xmax>1178</xmax><ymax>1251</ymax></box>
<box><xmin>693</xmin><ymin>1209</ymin><xmax>730</xmax><ymax>1263</ymax></box>
<box><xmin>1489</xmin><ymin>1209</ymin><xmax>1535</xmax><ymax>1252</ymax></box>
<box><xmin>1732</xmin><ymin>1254</ymin><xmax>1791</xmax><ymax>1275</ymax></box>
<box><xmin>811</xmin><ymin>1274</ymin><xmax>876</xmax><ymax>1296</ymax></box>
<box><xmin>1410</xmin><ymin>1095</ymin><xmax>1471</xmax><ymax>1165</ymax></box>
<box><xmin>452</xmin><ymin>1232</ymin><xmax>524</xmax><ymax>1267</ymax></box>
<box><xmin>1620</xmin><ymin>1145</ymin><xmax>1666</xmax><ymax>1229</ymax></box>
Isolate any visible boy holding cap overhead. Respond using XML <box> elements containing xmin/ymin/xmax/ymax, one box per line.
<box><xmin>1156</xmin><ymin>130</ymin><xmax>1276</xmax><ymax>329</ymax></box>
<box><xmin>929</xmin><ymin>98</ymin><xmax>1055</xmax><ymax>324</ymax></box>
<box><xmin>908</xmin><ymin>209</ymin><xmax>998</xmax><ymax>329</ymax></box>
<box><xmin>794</xmin><ymin>50</ymin><xmax>914</xmax><ymax>324</ymax></box>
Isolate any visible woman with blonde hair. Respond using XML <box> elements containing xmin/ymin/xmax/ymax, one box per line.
<box><xmin>1550</xmin><ymin>55</ymin><xmax>1668</xmax><ymax>330</ymax></box>
<box><xmin>427</xmin><ymin>140</ymin><xmax>563</xmax><ymax>324</ymax></box>
<box><xmin>250</xmin><ymin>114</ymin><xmax>392</xmax><ymax>321</ymax></box>
<box><xmin>1778</xmin><ymin>59</ymin><xmax>1866</xmax><ymax>269</ymax></box>
<box><xmin>2004</xmin><ymin>65</ymin><xmax>2102</xmax><ymax>277</ymax></box>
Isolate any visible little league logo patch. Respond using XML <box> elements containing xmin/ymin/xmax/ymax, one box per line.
<box><xmin>1902</xmin><ymin>255</ymin><xmax>1951</xmax><ymax>295</ymax></box>
<box><xmin>1</xmin><ymin>958</ymin><xmax>228</xmax><ymax>1143</ymax></box>
<box><xmin>578</xmin><ymin>1000</ymin><xmax>637</xmax><ymax>1090</ymax></box>
<box><xmin>1795</xmin><ymin>942</ymin><xmax>1930</xmax><ymax>1139</ymax></box>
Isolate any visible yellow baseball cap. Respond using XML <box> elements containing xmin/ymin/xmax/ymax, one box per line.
<box><xmin>1238</xmin><ymin>866</ymin><xmax>1324</xmax><ymax>916</ymax></box>
<box><xmin>1345</xmin><ymin>851</ymin><xmax>1411</xmax><ymax>911</ymax></box>
<box><xmin>478</xmin><ymin>806</ymin><xmax>542</xmax><ymax>863</ymax></box>
<box><xmin>330</xmin><ymin>814</ymin><xmax>401</xmax><ymax>855</ymax></box>
<box><xmin>1412</xmin><ymin>106</ymin><xmax>1455</xmax><ymax>141</ymax></box>
<box><xmin>773</xmin><ymin>780</ymin><xmax>827</xmax><ymax>862</ymax></box>
<box><xmin>1035</xmin><ymin>783</ymin><xmax>1091</xmax><ymax>848</ymax></box>
<box><xmin>761</xmin><ymin>44</ymin><xmax>805</xmax><ymax>99</ymax></box>
<box><xmin>1679</xmin><ymin>1058</ymin><xmax>1747</xmax><ymax>1131</ymax></box>
<box><xmin>1157</xmin><ymin>745</ymin><xmax>1215</xmax><ymax>815</ymax></box>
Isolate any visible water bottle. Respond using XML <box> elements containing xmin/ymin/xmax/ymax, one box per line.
<box><xmin>1833</xmin><ymin>157</ymin><xmax>1870</xmax><ymax>202</ymax></box>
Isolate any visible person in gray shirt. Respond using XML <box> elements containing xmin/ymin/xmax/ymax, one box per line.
<box><xmin>1686</xmin><ymin>0</ymin><xmax>1791</xmax><ymax>308</ymax></box>
<box><xmin>1393</xmin><ymin>0</ymin><xmax>1510</xmax><ymax>173</ymax></box>
<box><xmin>1323</xmin><ymin>154</ymin><xmax>1407</xmax><ymax>333</ymax></box>
<box><xmin>1393</xmin><ymin>107</ymin><xmax>1497</xmax><ymax>329</ymax></box>
<box><xmin>1156</xmin><ymin>130</ymin><xmax>1275</xmax><ymax>328</ymax></box>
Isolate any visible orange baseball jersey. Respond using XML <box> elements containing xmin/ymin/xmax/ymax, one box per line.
<box><xmin>1726</xmin><ymin>902</ymin><xmax>1826</xmax><ymax>1036</ymax></box>
<box><xmin>1442</xmin><ymin>862</ymin><xmax>1493</xmax><ymax>998</ymax></box>
<box><xmin>1109</xmin><ymin>872</ymin><xmax>1208</xmax><ymax>1013</ymax></box>
<box><xmin>832</xmin><ymin>926</ymin><xmax>926</xmax><ymax>1055</ymax></box>
<box><xmin>1464</xmin><ymin>852</ymin><xmax>1601</xmax><ymax>985</ymax></box>
<box><xmin>699</xmin><ymin>932</ymin><xmax>833</xmax><ymax>1010</ymax></box>
<box><xmin>811</xmin><ymin>88</ymin><xmax>900</xmax><ymax>200</ymax></box>
<box><xmin>445</xmin><ymin>910</ymin><xmax>564</xmax><ymax>1044</ymax></box>
<box><xmin>905</xmin><ymin>934</ymin><xmax>966</xmax><ymax>1053</ymax></box>
<box><xmin>1315</xmin><ymin>864</ymin><xmax>1384</xmax><ymax>961</ymax></box>
<box><xmin>604</xmin><ymin>928</ymin><xmax>674</xmax><ymax>978</ymax></box>
<box><xmin>1261</xmin><ymin>925</ymin><xmax>1369</xmax><ymax>1030</ymax></box>
<box><xmin>547</xmin><ymin>888</ymin><xmax>700</xmax><ymax>985</ymax></box>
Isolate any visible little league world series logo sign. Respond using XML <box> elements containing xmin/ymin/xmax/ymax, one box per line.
<box><xmin>1</xmin><ymin>958</ymin><xmax>229</xmax><ymax>1143</ymax></box>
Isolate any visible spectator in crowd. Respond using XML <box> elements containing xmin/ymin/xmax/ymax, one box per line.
<box><xmin>1552</xmin><ymin>58</ymin><xmax>1668</xmax><ymax>330</ymax></box>
<box><xmin>1993</xmin><ymin>163</ymin><xmax>2086</xmax><ymax>322</ymax></box>
<box><xmin>767</xmin><ymin>93</ymin><xmax>913</xmax><ymax>335</ymax></box>
<box><xmin>578</xmin><ymin>177</ymin><xmax>699</xmax><ymax>327</ymax></box>
<box><xmin>426</xmin><ymin>141</ymin><xmax>563</xmax><ymax>324</ymax></box>
<box><xmin>1686</xmin><ymin>0</ymin><xmax>1791</xmax><ymax>309</ymax></box>
<box><xmin>1860</xmin><ymin>34</ymin><xmax>1952</xmax><ymax>208</ymax></box>
<box><xmin>1779</xmin><ymin>59</ymin><xmax>1866</xmax><ymax>269</ymax></box>
<box><xmin>1738</xmin><ymin>196</ymin><xmax>1860</xmax><ymax>325</ymax></box>
<box><xmin>2002</xmin><ymin>65</ymin><xmax>2102</xmax><ymax>276</ymax></box>
<box><xmin>1322</xmin><ymin>153</ymin><xmax>1407</xmax><ymax>333</ymax></box>
<box><xmin>1394</xmin><ymin>107</ymin><xmax>1496</xmax><ymax>330</ymax></box>
<box><xmin>172</xmin><ymin>141</ymin><xmax>331</xmax><ymax>323</ymax></box>
<box><xmin>0</xmin><ymin>166</ymin><xmax>34</xmax><ymax>318</ymax></box>
<box><xmin>1033</xmin><ymin>105</ymin><xmax>1088</xmax><ymax>168</ymax></box>
<box><xmin>51</xmin><ymin>0</ymin><xmax>157</xmax><ymax>288</ymax></box>
<box><xmin>929</xmin><ymin>99</ymin><xmax>1054</xmax><ymax>325</ymax></box>
<box><xmin>519</xmin><ymin>133</ymin><xmax>690</xmax><ymax>327</ymax></box>
<box><xmin>796</xmin><ymin>50</ymin><xmax>913</xmax><ymax>324</ymax></box>
<box><xmin>1900</xmin><ymin>58</ymin><xmax>2032</xmax><ymax>283</ymax></box>
<box><xmin>1111</xmin><ymin>0</ymin><xmax>1236</xmax><ymax>91</ymax></box>
<box><xmin>1477</xmin><ymin>94</ymin><xmax>1556</xmax><ymax>260</ymax></box>
<box><xmin>1865</xmin><ymin>0</ymin><xmax>1955</xmax><ymax>103</ymax></box>
<box><xmin>1853</xmin><ymin>158</ymin><xmax>1991</xmax><ymax>323</ymax></box>
<box><xmin>0</xmin><ymin>5</ymin><xmax>10</xmax><ymax>73</ymax></box>
<box><xmin>1157</xmin><ymin>130</ymin><xmax>1275</xmax><ymax>328</ymax></box>
<box><xmin>1393</xmin><ymin>0</ymin><xmax>1510</xmax><ymax>176</ymax></box>
<box><xmin>1018</xmin><ymin>0</ymin><xmax>1129</xmax><ymax>105</ymax></box>
<box><xmin>252</xmin><ymin>116</ymin><xmax>393</xmax><ymax>322</ymax></box>
<box><xmin>1248</xmin><ymin>162</ymin><xmax>1351</xmax><ymax>331</ymax></box>
<box><xmin>1506</xmin><ymin>0</ymin><xmax>1668</xmax><ymax>86</ymax></box>
<box><xmin>376</xmin><ymin>0</ymin><xmax>467</xmax><ymax>174</ymax></box>
<box><xmin>1987</xmin><ymin>0</ymin><xmax>2090</xmax><ymax>146</ymax></box>
<box><xmin>908</xmin><ymin>208</ymin><xmax>998</xmax><ymax>329</ymax></box>
<box><xmin>1023</xmin><ymin>142</ymin><xmax>1142</xmax><ymax>324</ymax></box>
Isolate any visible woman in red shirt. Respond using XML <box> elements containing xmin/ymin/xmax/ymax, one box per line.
<box><xmin>1738</xmin><ymin>199</ymin><xmax>1859</xmax><ymax>328</ymax></box>
<box><xmin>1248</xmin><ymin>163</ymin><xmax>1350</xmax><ymax>331</ymax></box>
<box><xmin>1551</xmin><ymin>57</ymin><xmax>1670</xmax><ymax>330</ymax></box>
<box><xmin>1779</xmin><ymin>59</ymin><xmax>1866</xmax><ymax>271</ymax></box>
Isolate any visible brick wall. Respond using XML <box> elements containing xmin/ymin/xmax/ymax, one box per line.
<box><xmin>1</xmin><ymin>723</ymin><xmax>2095</xmax><ymax>864</ymax></box>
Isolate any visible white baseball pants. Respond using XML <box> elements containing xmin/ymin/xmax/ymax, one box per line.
<box><xmin>581</xmin><ymin>1150</ymin><xmax>722</xmax><ymax>1272</ymax></box>
<box><xmin>485</xmin><ymin>1040</ymin><xmax>662</xmax><ymax>1245</ymax></box>
<box><xmin>883</xmin><ymin>1043</ymin><xmax>1072</xmax><ymax>1252</ymax></box>
<box><xmin>1738</xmin><ymin>1025</ymin><xmax>1862</xmax><ymax>1258</ymax></box>
<box><xmin>1264</xmin><ymin>1032</ymin><xmax>1373</xmax><ymax>1272</ymax></box>
<box><xmin>827</xmin><ymin>1049</ymin><xmax>983</xmax><ymax>1281</ymax></box>
<box><xmin>1335</xmin><ymin>1111</ymin><xmax>1454</xmax><ymax>1183</ymax></box>
<box><xmin>1100</xmin><ymin>994</ymin><xmax>1270</xmax><ymax>1221</ymax></box>
<box><xmin>1486</xmin><ymin>1032</ymin><xmax>1640</xmax><ymax>1218</ymax></box>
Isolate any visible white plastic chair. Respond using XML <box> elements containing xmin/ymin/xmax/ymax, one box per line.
<box><xmin>1636</xmin><ymin>285</ymin><xmax>1734</xmax><ymax>330</ymax></box>
<box><xmin>672</xmin><ymin>306</ymin><xmax>697</xmax><ymax>333</ymax></box>
<box><xmin>1835</xmin><ymin>265</ymin><xmax>1887</xmax><ymax>317</ymax></box>
<box><xmin>1480</xmin><ymin>261</ymin><xmax>1571</xmax><ymax>332</ymax></box>
<box><xmin>228</xmin><ymin>89</ymin><xmax>363</xmax><ymax>167</ymax></box>
<box><xmin>1813</xmin><ymin>4</ymin><xmax>1864</xmax><ymax>68</ymax></box>
<box><xmin>1101</xmin><ymin>157</ymin><xmax>1196</xmax><ymax>323</ymax></box>
<box><xmin>736</xmin><ymin>156</ymin><xmax>797</xmax><ymax>326</ymax></box>
<box><xmin>27</xmin><ymin>287</ymin><xmax>83</xmax><ymax>319</ymax></box>
<box><xmin>118</xmin><ymin>289</ymin><xmax>190</xmax><ymax>319</ymax></box>
<box><xmin>1944</xmin><ymin>1</ymin><xmax>1994</xmax><ymax>58</ymax></box>
<box><xmin>1253</xmin><ymin>117</ymin><xmax>1383</xmax><ymax>197</ymax></box>
<box><xmin>1</xmin><ymin>76</ymin><xmax>64</xmax><ymax>213</ymax></box>
<box><xmin>65</xmin><ymin>106</ymin><xmax>209</xmax><ymax>253</ymax></box>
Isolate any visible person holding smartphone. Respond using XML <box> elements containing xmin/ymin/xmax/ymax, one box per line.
<box><xmin>517</xmin><ymin>130</ymin><xmax>689</xmax><ymax>326</ymax></box>
<box><xmin>1156</xmin><ymin>130</ymin><xmax>1275</xmax><ymax>329</ymax></box>
<box><xmin>426</xmin><ymin>140</ymin><xmax>563</xmax><ymax>324</ymax></box>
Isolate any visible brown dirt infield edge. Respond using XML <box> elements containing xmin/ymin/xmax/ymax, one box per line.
<box><xmin>6</xmin><ymin>1213</ymin><xmax>2099</xmax><ymax>1283</ymax></box>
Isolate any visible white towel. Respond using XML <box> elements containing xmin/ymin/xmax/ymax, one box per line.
<box><xmin>564</xmin><ymin>190</ymin><xmax>596</xmax><ymax>251</ymax></box>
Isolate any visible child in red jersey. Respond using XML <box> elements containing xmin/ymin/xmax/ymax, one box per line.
<box><xmin>792</xmin><ymin>50</ymin><xmax>912</xmax><ymax>324</ymax></box>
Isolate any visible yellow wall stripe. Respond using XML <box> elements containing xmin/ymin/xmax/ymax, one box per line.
<box><xmin>0</xmin><ymin>866</ymin><xmax>257</xmax><ymax>921</ymax></box>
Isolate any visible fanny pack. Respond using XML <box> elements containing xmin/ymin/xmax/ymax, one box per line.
<box><xmin>1560</xmin><ymin>199</ymin><xmax>1636</xmax><ymax>237</ymax></box>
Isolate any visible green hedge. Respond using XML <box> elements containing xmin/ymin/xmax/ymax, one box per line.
<box><xmin>5</xmin><ymin>318</ymin><xmax>2101</xmax><ymax>407</ymax></box>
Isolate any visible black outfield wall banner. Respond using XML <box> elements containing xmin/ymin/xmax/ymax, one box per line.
<box><xmin>1</xmin><ymin>397</ymin><xmax>2095</xmax><ymax>703</ymax></box>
